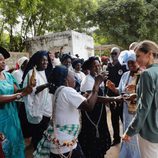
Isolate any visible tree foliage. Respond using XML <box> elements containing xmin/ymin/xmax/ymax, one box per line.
<box><xmin>1</xmin><ymin>0</ymin><xmax>158</xmax><ymax>51</ymax></box>
<box><xmin>0</xmin><ymin>0</ymin><xmax>98</xmax><ymax>51</ymax></box>
<box><xmin>95</xmin><ymin>0</ymin><xmax>158</xmax><ymax>48</ymax></box>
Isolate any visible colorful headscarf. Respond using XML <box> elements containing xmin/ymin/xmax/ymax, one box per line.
<box><xmin>118</xmin><ymin>50</ymin><xmax>136</xmax><ymax>65</ymax></box>
<box><xmin>18</xmin><ymin>56</ymin><xmax>29</xmax><ymax>68</ymax></box>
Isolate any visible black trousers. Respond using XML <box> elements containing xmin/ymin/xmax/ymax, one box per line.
<box><xmin>50</xmin><ymin>143</ymin><xmax>85</xmax><ymax>158</ymax></box>
<box><xmin>30</xmin><ymin>116</ymin><xmax>50</xmax><ymax>150</ymax></box>
<box><xmin>110</xmin><ymin>102</ymin><xmax>123</xmax><ymax>142</ymax></box>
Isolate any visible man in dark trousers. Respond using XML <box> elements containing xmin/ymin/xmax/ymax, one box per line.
<box><xmin>106</xmin><ymin>47</ymin><xmax>127</xmax><ymax>146</ymax></box>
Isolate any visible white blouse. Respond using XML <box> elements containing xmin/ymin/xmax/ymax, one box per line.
<box><xmin>23</xmin><ymin>69</ymin><xmax>53</xmax><ymax>124</ymax></box>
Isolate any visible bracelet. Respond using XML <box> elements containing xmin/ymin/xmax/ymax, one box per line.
<box><xmin>16</xmin><ymin>94</ymin><xmax>23</xmax><ymax>100</ymax></box>
<box><xmin>113</xmin><ymin>97</ymin><xmax>117</xmax><ymax>100</ymax></box>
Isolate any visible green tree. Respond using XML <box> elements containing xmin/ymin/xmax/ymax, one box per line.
<box><xmin>0</xmin><ymin>0</ymin><xmax>98</xmax><ymax>51</ymax></box>
<box><xmin>95</xmin><ymin>0</ymin><xmax>158</xmax><ymax>48</ymax></box>
<box><xmin>93</xmin><ymin>29</ymin><xmax>108</xmax><ymax>46</ymax></box>
<box><xmin>0</xmin><ymin>0</ymin><xmax>20</xmax><ymax>50</ymax></box>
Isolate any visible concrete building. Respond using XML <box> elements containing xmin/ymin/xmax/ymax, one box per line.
<box><xmin>25</xmin><ymin>30</ymin><xmax>94</xmax><ymax>59</ymax></box>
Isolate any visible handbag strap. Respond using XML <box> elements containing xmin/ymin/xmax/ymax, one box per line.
<box><xmin>50</xmin><ymin>86</ymin><xmax>65</xmax><ymax>126</ymax></box>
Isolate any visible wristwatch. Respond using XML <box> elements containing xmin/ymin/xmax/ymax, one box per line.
<box><xmin>16</xmin><ymin>94</ymin><xmax>23</xmax><ymax>100</ymax></box>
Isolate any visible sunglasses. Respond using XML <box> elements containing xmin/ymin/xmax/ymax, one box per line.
<box><xmin>110</xmin><ymin>52</ymin><xmax>118</xmax><ymax>56</ymax></box>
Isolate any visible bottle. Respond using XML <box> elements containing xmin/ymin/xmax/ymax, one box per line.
<box><xmin>30</xmin><ymin>67</ymin><xmax>36</xmax><ymax>87</ymax></box>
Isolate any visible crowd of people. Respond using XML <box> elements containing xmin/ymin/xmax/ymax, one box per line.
<box><xmin>0</xmin><ymin>40</ymin><xmax>158</xmax><ymax>158</ymax></box>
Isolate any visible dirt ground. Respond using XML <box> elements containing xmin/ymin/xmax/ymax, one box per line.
<box><xmin>25</xmin><ymin>107</ymin><xmax>122</xmax><ymax>158</ymax></box>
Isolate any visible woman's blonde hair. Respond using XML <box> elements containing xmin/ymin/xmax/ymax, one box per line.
<box><xmin>135</xmin><ymin>40</ymin><xmax>158</xmax><ymax>58</ymax></box>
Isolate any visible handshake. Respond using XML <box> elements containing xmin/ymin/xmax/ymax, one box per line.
<box><xmin>121</xmin><ymin>93</ymin><xmax>137</xmax><ymax>102</ymax></box>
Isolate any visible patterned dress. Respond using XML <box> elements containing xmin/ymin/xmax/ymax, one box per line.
<box><xmin>0</xmin><ymin>71</ymin><xmax>25</xmax><ymax>158</ymax></box>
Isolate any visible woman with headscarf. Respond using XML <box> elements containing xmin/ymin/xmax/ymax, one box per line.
<box><xmin>34</xmin><ymin>65</ymin><xmax>109</xmax><ymax>158</ymax></box>
<box><xmin>106</xmin><ymin>50</ymin><xmax>142</xmax><ymax>158</ymax></box>
<box><xmin>72</xmin><ymin>59</ymin><xmax>85</xmax><ymax>92</ymax></box>
<box><xmin>123</xmin><ymin>40</ymin><xmax>158</xmax><ymax>158</ymax></box>
<box><xmin>79</xmin><ymin>56</ymin><xmax>111</xmax><ymax>158</ymax></box>
<box><xmin>0</xmin><ymin>46</ymin><xmax>33</xmax><ymax>158</ymax></box>
<box><xmin>81</xmin><ymin>59</ymin><xmax>90</xmax><ymax>75</ymax></box>
<box><xmin>60</xmin><ymin>53</ymin><xmax>73</xmax><ymax>70</ymax></box>
<box><xmin>72</xmin><ymin>59</ymin><xmax>85</xmax><ymax>83</ymax></box>
<box><xmin>22</xmin><ymin>50</ymin><xmax>53</xmax><ymax>150</ymax></box>
<box><xmin>12</xmin><ymin>56</ymin><xmax>29</xmax><ymax>86</ymax></box>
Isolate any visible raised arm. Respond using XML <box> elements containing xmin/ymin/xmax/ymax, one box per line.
<box><xmin>106</xmin><ymin>79</ymin><xmax>119</xmax><ymax>95</ymax></box>
<box><xmin>78</xmin><ymin>72</ymin><xmax>108</xmax><ymax>111</ymax></box>
<box><xmin>0</xmin><ymin>84</ymin><xmax>33</xmax><ymax>104</ymax></box>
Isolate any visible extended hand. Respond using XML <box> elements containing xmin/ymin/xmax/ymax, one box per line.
<box><xmin>106</xmin><ymin>80</ymin><xmax>115</xmax><ymax>90</ymax></box>
<box><xmin>30</xmin><ymin>78</ymin><xmax>36</xmax><ymax>87</ymax></box>
<box><xmin>82</xmin><ymin>92</ymin><xmax>89</xmax><ymax>98</ymax></box>
<box><xmin>123</xmin><ymin>93</ymin><xmax>137</xmax><ymax>101</ymax></box>
<box><xmin>95</xmin><ymin>72</ymin><xmax>108</xmax><ymax>85</ymax></box>
<box><xmin>125</xmin><ymin>84</ymin><xmax>136</xmax><ymax>93</ymax></box>
<box><xmin>122</xmin><ymin>134</ymin><xmax>131</xmax><ymax>142</ymax></box>
<box><xmin>22</xmin><ymin>85</ymin><xmax>33</xmax><ymax>96</ymax></box>
<box><xmin>35</xmin><ymin>83</ymin><xmax>49</xmax><ymax>94</ymax></box>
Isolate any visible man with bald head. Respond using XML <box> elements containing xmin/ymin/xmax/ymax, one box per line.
<box><xmin>106</xmin><ymin>47</ymin><xmax>127</xmax><ymax>146</ymax></box>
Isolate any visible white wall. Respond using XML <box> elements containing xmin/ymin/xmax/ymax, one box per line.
<box><xmin>71</xmin><ymin>30</ymin><xmax>94</xmax><ymax>59</ymax></box>
<box><xmin>25</xmin><ymin>30</ymin><xmax>94</xmax><ymax>60</ymax></box>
